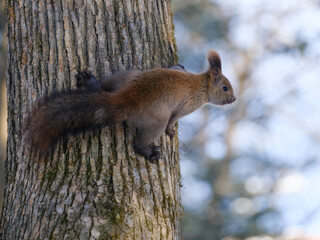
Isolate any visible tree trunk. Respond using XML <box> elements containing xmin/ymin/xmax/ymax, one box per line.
<box><xmin>0</xmin><ymin>0</ymin><xmax>182</xmax><ymax>239</ymax></box>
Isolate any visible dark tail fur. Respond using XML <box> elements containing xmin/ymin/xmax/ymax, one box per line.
<box><xmin>23</xmin><ymin>89</ymin><xmax>128</xmax><ymax>156</ymax></box>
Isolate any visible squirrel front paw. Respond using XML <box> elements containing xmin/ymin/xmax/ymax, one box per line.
<box><xmin>165</xmin><ymin>126</ymin><xmax>176</xmax><ymax>139</ymax></box>
<box><xmin>169</xmin><ymin>64</ymin><xmax>186</xmax><ymax>72</ymax></box>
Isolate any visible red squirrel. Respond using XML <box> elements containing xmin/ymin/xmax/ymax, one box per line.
<box><xmin>23</xmin><ymin>50</ymin><xmax>236</xmax><ymax>162</ymax></box>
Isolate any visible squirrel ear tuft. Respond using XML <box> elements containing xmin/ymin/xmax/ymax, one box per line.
<box><xmin>207</xmin><ymin>50</ymin><xmax>222</xmax><ymax>83</ymax></box>
<box><xmin>207</xmin><ymin>50</ymin><xmax>221</xmax><ymax>71</ymax></box>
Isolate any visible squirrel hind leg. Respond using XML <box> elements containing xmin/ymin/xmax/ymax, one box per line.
<box><xmin>134</xmin><ymin>143</ymin><xmax>161</xmax><ymax>163</ymax></box>
<box><xmin>133</xmin><ymin>125</ymin><xmax>167</xmax><ymax>162</ymax></box>
<box><xmin>75</xmin><ymin>70</ymin><xmax>101</xmax><ymax>91</ymax></box>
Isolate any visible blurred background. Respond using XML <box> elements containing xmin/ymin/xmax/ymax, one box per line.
<box><xmin>1</xmin><ymin>0</ymin><xmax>320</xmax><ymax>239</ymax></box>
<box><xmin>172</xmin><ymin>0</ymin><xmax>320</xmax><ymax>239</ymax></box>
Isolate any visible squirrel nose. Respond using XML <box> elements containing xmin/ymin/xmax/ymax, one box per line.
<box><xmin>229</xmin><ymin>96</ymin><xmax>236</xmax><ymax>103</ymax></box>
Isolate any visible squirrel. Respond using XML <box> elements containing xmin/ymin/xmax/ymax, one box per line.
<box><xmin>23</xmin><ymin>50</ymin><xmax>236</xmax><ymax>162</ymax></box>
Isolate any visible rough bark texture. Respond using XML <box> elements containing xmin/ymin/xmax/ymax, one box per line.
<box><xmin>0</xmin><ymin>0</ymin><xmax>182</xmax><ymax>239</ymax></box>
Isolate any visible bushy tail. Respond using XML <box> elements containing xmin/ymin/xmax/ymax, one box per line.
<box><xmin>23</xmin><ymin>89</ymin><xmax>128</xmax><ymax>156</ymax></box>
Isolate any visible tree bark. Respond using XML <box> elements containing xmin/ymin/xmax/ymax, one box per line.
<box><xmin>0</xmin><ymin>0</ymin><xmax>182</xmax><ymax>239</ymax></box>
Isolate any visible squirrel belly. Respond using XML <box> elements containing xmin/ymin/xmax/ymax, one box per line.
<box><xmin>23</xmin><ymin>50</ymin><xmax>236</xmax><ymax>162</ymax></box>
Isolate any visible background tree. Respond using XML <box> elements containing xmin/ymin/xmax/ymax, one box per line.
<box><xmin>0</xmin><ymin>0</ymin><xmax>182</xmax><ymax>239</ymax></box>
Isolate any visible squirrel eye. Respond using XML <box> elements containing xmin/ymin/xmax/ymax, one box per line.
<box><xmin>223</xmin><ymin>86</ymin><xmax>228</xmax><ymax>92</ymax></box>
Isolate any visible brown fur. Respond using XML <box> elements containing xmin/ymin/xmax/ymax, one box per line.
<box><xmin>23</xmin><ymin>50</ymin><xmax>236</xmax><ymax>162</ymax></box>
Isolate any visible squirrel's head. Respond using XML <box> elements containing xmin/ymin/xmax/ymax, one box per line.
<box><xmin>206</xmin><ymin>50</ymin><xmax>236</xmax><ymax>105</ymax></box>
